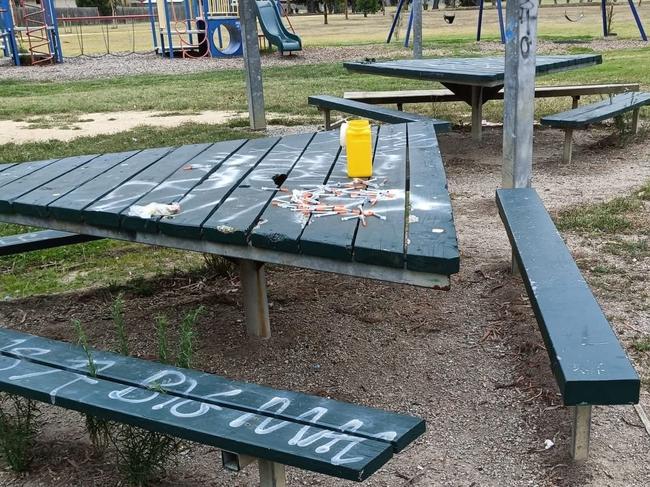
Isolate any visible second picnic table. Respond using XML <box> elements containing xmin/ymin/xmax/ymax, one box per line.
<box><xmin>0</xmin><ymin>121</ymin><xmax>459</xmax><ymax>338</ymax></box>
<box><xmin>344</xmin><ymin>54</ymin><xmax>603</xmax><ymax>141</ymax></box>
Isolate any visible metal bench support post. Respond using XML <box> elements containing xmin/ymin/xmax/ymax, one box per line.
<box><xmin>571</xmin><ymin>96</ymin><xmax>580</xmax><ymax>109</ymax></box>
<box><xmin>632</xmin><ymin>108</ymin><xmax>640</xmax><ymax>134</ymax></box>
<box><xmin>238</xmin><ymin>259</ymin><xmax>271</xmax><ymax>338</ymax></box>
<box><xmin>471</xmin><ymin>86</ymin><xmax>483</xmax><ymax>142</ymax></box>
<box><xmin>562</xmin><ymin>128</ymin><xmax>574</xmax><ymax>164</ymax></box>
<box><xmin>571</xmin><ymin>405</ymin><xmax>592</xmax><ymax>461</ymax></box>
<box><xmin>259</xmin><ymin>459</ymin><xmax>286</xmax><ymax>487</ymax></box>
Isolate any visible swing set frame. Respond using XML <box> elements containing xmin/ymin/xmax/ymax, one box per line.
<box><xmin>386</xmin><ymin>0</ymin><xmax>647</xmax><ymax>46</ymax></box>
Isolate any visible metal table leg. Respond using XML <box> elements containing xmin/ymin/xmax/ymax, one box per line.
<box><xmin>259</xmin><ymin>459</ymin><xmax>286</xmax><ymax>486</ymax></box>
<box><xmin>571</xmin><ymin>405</ymin><xmax>592</xmax><ymax>461</ymax></box>
<box><xmin>238</xmin><ymin>259</ymin><xmax>271</xmax><ymax>338</ymax></box>
<box><xmin>471</xmin><ymin>86</ymin><xmax>484</xmax><ymax>142</ymax></box>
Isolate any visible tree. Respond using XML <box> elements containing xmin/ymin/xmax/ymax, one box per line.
<box><xmin>76</xmin><ymin>0</ymin><xmax>113</xmax><ymax>16</ymax></box>
<box><xmin>356</xmin><ymin>0</ymin><xmax>379</xmax><ymax>16</ymax></box>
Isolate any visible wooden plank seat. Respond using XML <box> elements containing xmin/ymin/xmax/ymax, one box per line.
<box><xmin>307</xmin><ymin>95</ymin><xmax>451</xmax><ymax>133</ymax></box>
<box><xmin>0</xmin><ymin>327</ymin><xmax>425</xmax><ymax>484</ymax></box>
<box><xmin>496</xmin><ymin>188</ymin><xmax>640</xmax><ymax>461</ymax></box>
<box><xmin>343</xmin><ymin>83</ymin><xmax>640</xmax><ymax>111</ymax></box>
<box><xmin>541</xmin><ymin>91</ymin><xmax>650</xmax><ymax>163</ymax></box>
<box><xmin>0</xmin><ymin>230</ymin><xmax>101</xmax><ymax>256</ymax></box>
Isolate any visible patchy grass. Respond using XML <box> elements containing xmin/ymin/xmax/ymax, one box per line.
<box><xmin>632</xmin><ymin>337</ymin><xmax>650</xmax><ymax>353</ymax></box>
<box><xmin>556</xmin><ymin>195</ymin><xmax>643</xmax><ymax>234</ymax></box>
<box><xmin>604</xmin><ymin>238</ymin><xmax>649</xmax><ymax>259</ymax></box>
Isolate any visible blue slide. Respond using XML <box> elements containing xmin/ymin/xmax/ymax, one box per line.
<box><xmin>255</xmin><ymin>0</ymin><xmax>302</xmax><ymax>54</ymax></box>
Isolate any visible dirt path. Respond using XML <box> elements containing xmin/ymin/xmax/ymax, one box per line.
<box><xmin>0</xmin><ymin>125</ymin><xmax>648</xmax><ymax>486</ymax></box>
<box><xmin>0</xmin><ymin>110</ymin><xmax>245</xmax><ymax>144</ymax></box>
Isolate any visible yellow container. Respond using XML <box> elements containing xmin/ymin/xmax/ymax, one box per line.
<box><xmin>345</xmin><ymin>120</ymin><xmax>372</xmax><ymax>178</ymax></box>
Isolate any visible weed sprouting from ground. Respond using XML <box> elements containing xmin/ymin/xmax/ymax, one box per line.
<box><xmin>0</xmin><ymin>394</ymin><xmax>41</xmax><ymax>472</ymax></box>
<box><xmin>177</xmin><ymin>307</ymin><xmax>204</xmax><ymax>370</ymax></box>
<box><xmin>112</xmin><ymin>294</ymin><xmax>129</xmax><ymax>356</ymax></box>
<box><xmin>109</xmin><ymin>306</ymin><xmax>204</xmax><ymax>485</ymax></box>
<box><xmin>155</xmin><ymin>314</ymin><xmax>170</xmax><ymax>365</ymax></box>
<box><xmin>73</xmin><ymin>319</ymin><xmax>112</xmax><ymax>454</ymax></box>
<box><xmin>201</xmin><ymin>254</ymin><xmax>235</xmax><ymax>277</ymax></box>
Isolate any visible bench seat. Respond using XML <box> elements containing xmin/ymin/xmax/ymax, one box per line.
<box><xmin>0</xmin><ymin>328</ymin><xmax>424</xmax><ymax>483</ymax></box>
<box><xmin>344</xmin><ymin>83</ymin><xmax>641</xmax><ymax>109</ymax></box>
<box><xmin>308</xmin><ymin>95</ymin><xmax>451</xmax><ymax>133</ymax></box>
<box><xmin>496</xmin><ymin>188</ymin><xmax>640</xmax><ymax>459</ymax></box>
<box><xmin>540</xmin><ymin>92</ymin><xmax>650</xmax><ymax>163</ymax></box>
<box><xmin>0</xmin><ymin>230</ymin><xmax>101</xmax><ymax>256</ymax></box>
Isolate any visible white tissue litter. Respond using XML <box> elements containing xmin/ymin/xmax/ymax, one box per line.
<box><xmin>544</xmin><ymin>439</ymin><xmax>554</xmax><ymax>450</ymax></box>
<box><xmin>128</xmin><ymin>202</ymin><xmax>181</xmax><ymax>219</ymax></box>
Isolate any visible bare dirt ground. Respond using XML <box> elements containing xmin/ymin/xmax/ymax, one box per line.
<box><xmin>0</xmin><ymin>122</ymin><xmax>648</xmax><ymax>486</ymax></box>
<box><xmin>0</xmin><ymin>110</ymin><xmax>245</xmax><ymax>144</ymax></box>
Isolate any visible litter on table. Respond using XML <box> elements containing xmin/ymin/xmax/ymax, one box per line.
<box><xmin>271</xmin><ymin>178</ymin><xmax>394</xmax><ymax>226</ymax></box>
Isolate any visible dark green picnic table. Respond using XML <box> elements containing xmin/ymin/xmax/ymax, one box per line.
<box><xmin>344</xmin><ymin>54</ymin><xmax>603</xmax><ymax>141</ymax></box>
<box><xmin>0</xmin><ymin>121</ymin><xmax>458</xmax><ymax>337</ymax></box>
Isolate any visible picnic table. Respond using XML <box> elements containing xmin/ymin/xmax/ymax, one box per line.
<box><xmin>344</xmin><ymin>55</ymin><xmax>603</xmax><ymax>141</ymax></box>
<box><xmin>0</xmin><ymin>121</ymin><xmax>459</xmax><ymax>338</ymax></box>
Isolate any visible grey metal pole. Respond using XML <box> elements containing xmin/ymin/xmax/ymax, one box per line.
<box><xmin>413</xmin><ymin>0</ymin><xmax>423</xmax><ymax>59</ymax></box>
<box><xmin>502</xmin><ymin>0</ymin><xmax>539</xmax><ymax>189</ymax></box>
<box><xmin>239</xmin><ymin>0</ymin><xmax>267</xmax><ymax>130</ymax></box>
<box><xmin>238</xmin><ymin>259</ymin><xmax>271</xmax><ymax>338</ymax></box>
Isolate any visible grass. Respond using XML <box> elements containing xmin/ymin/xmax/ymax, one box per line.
<box><xmin>632</xmin><ymin>337</ymin><xmax>650</xmax><ymax>352</ymax></box>
<box><xmin>556</xmin><ymin>195</ymin><xmax>643</xmax><ymax>234</ymax></box>
<box><xmin>0</xmin><ymin>123</ymin><xmax>256</xmax><ymax>162</ymax></box>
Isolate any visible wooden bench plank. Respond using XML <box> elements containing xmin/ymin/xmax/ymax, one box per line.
<box><xmin>202</xmin><ymin>133</ymin><xmax>315</xmax><ymax>246</ymax></box>
<box><xmin>46</xmin><ymin>148</ymin><xmax>174</xmax><ymax>222</ymax></box>
<box><xmin>0</xmin><ymin>328</ymin><xmax>425</xmax><ymax>453</ymax></box>
<box><xmin>250</xmin><ymin>130</ymin><xmax>342</xmax><ymax>253</ymax></box>
<box><xmin>496</xmin><ymin>188</ymin><xmax>640</xmax><ymax>405</ymax></box>
<box><xmin>0</xmin><ymin>159</ymin><xmax>60</xmax><ymax>190</ymax></box>
<box><xmin>0</xmin><ymin>155</ymin><xmax>99</xmax><ymax>213</ymax></box>
<box><xmin>157</xmin><ymin>137</ymin><xmax>280</xmax><ymax>240</ymax></box>
<box><xmin>541</xmin><ymin>92</ymin><xmax>650</xmax><ymax>129</ymax></box>
<box><xmin>405</xmin><ymin>122</ymin><xmax>459</xmax><ymax>275</ymax></box>
<box><xmin>308</xmin><ymin>95</ymin><xmax>451</xmax><ymax>133</ymax></box>
<box><xmin>120</xmin><ymin>139</ymin><xmax>248</xmax><ymax>233</ymax></box>
<box><xmin>0</xmin><ymin>230</ymin><xmax>101</xmax><ymax>256</ymax></box>
<box><xmin>11</xmin><ymin>151</ymin><xmax>140</xmax><ymax>218</ymax></box>
<box><xmin>298</xmin><ymin>127</ymin><xmax>379</xmax><ymax>261</ymax></box>
<box><xmin>82</xmin><ymin>143</ymin><xmax>214</xmax><ymax>228</ymax></box>
<box><xmin>343</xmin><ymin>83</ymin><xmax>640</xmax><ymax>106</ymax></box>
<box><xmin>0</xmin><ymin>352</ymin><xmax>392</xmax><ymax>481</ymax></box>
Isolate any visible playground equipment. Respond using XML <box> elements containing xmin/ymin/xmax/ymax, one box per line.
<box><xmin>151</xmin><ymin>0</ymin><xmax>300</xmax><ymax>58</ymax></box>
<box><xmin>255</xmin><ymin>0</ymin><xmax>301</xmax><ymax>54</ymax></box>
<box><xmin>0</xmin><ymin>0</ymin><xmax>62</xmax><ymax>66</ymax></box>
<box><xmin>388</xmin><ymin>1</ymin><xmax>647</xmax><ymax>46</ymax></box>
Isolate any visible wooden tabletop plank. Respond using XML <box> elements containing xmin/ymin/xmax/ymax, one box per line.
<box><xmin>82</xmin><ymin>143</ymin><xmax>213</xmax><ymax>228</ymax></box>
<box><xmin>120</xmin><ymin>139</ymin><xmax>248</xmax><ymax>233</ymax></box>
<box><xmin>157</xmin><ymin>137</ymin><xmax>280</xmax><ymax>240</ymax></box>
<box><xmin>405</xmin><ymin>122</ymin><xmax>460</xmax><ymax>275</ymax></box>
<box><xmin>46</xmin><ymin>147</ymin><xmax>173</xmax><ymax>222</ymax></box>
<box><xmin>0</xmin><ymin>352</ymin><xmax>392</xmax><ymax>481</ymax></box>
<box><xmin>202</xmin><ymin>132</ymin><xmax>315</xmax><ymax>245</ymax></box>
<box><xmin>0</xmin><ymin>328</ymin><xmax>425</xmax><ymax>453</ymax></box>
<box><xmin>11</xmin><ymin>151</ymin><xmax>140</xmax><ymax>218</ymax></box>
<box><xmin>250</xmin><ymin>130</ymin><xmax>342</xmax><ymax>253</ymax></box>
<box><xmin>0</xmin><ymin>155</ymin><xmax>98</xmax><ymax>213</ymax></box>
<box><xmin>352</xmin><ymin>124</ymin><xmax>408</xmax><ymax>268</ymax></box>
<box><xmin>0</xmin><ymin>163</ymin><xmax>17</xmax><ymax>174</ymax></box>
<box><xmin>0</xmin><ymin>159</ymin><xmax>60</xmax><ymax>190</ymax></box>
<box><xmin>344</xmin><ymin>55</ymin><xmax>602</xmax><ymax>87</ymax></box>
<box><xmin>298</xmin><ymin>127</ymin><xmax>379</xmax><ymax>261</ymax></box>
